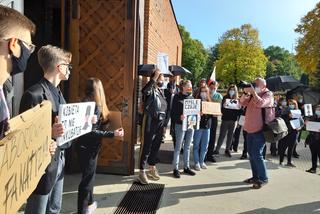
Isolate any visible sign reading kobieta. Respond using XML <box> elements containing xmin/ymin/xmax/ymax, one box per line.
<box><xmin>57</xmin><ymin>102</ymin><xmax>96</xmax><ymax>146</ymax></box>
<box><xmin>0</xmin><ymin>101</ymin><xmax>52</xmax><ymax>214</ymax></box>
<box><xmin>183</xmin><ymin>99</ymin><xmax>201</xmax><ymax>131</ymax></box>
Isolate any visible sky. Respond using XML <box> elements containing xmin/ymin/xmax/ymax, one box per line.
<box><xmin>171</xmin><ymin>0</ymin><xmax>319</xmax><ymax>52</ymax></box>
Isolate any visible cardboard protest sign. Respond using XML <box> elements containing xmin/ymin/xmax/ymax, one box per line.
<box><xmin>224</xmin><ymin>99</ymin><xmax>241</xmax><ymax>110</ymax></box>
<box><xmin>57</xmin><ymin>102</ymin><xmax>96</xmax><ymax>146</ymax></box>
<box><xmin>306</xmin><ymin>121</ymin><xmax>320</xmax><ymax>132</ymax></box>
<box><xmin>202</xmin><ymin>101</ymin><xmax>221</xmax><ymax>116</ymax></box>
<box><xmin>290</xmin><ymin>109</ymin><xmax>302</xmax><ymax>119</ymax></box>
<box><xmin>0</xmin><ymin>101</ymin><xmax>52</xmax><ymax>214</ymax></box>
<box><xmin>183</xmin><ymin>99</ymin><xmax>201</xmax><ymax>131</ymax></box>
<box><xmin>304</xmin><ymin>104</ymin><xmax>313</xmax><ymax>117</ymax></box>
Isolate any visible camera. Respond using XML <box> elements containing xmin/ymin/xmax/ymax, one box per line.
<box><xmin>238</xmin><ymin>80</ymin><xmax>255</xmax><ymax>89</ymax></box>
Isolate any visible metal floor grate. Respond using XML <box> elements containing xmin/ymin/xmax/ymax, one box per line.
<box><xmin>114</xmin><ymin>182</ymin><xmax>165</xmax><ymax>214</ymax></box>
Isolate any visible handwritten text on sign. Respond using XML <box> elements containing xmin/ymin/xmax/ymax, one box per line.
<box><xmin>0</xmin><ymin>101</ymin><xmax>52</xmax><ymax>214</ymax></box>
<box><xmin>57</xmin><ymin>102</ymin><xmax>95</xmax><ymax>146</ymax></box>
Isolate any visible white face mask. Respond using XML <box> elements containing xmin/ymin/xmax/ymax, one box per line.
<box><xmin>281</xmin><ymin>101</ymin><xmax>287</xmax><ymax>107</ymax></box>
<box><xmin>200</xmin><ymin>92</ymin><xmax>207</xmax><ymax>100</ymax></box>
<box><xmin>255</xmin><ymin>87</ymin><xmax>261</xmax><ymax>94</ymax></box>
<box><xmin>229</xmin><ymin>90</ymin><xmax>235</xmax><ymax>97</ymax></box>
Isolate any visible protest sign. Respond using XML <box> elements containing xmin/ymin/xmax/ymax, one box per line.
<box><xmin>183</xmin><ymin>99</ymin><xmax>201</xmax><ymax>131</ymax></box>
<box><xmin>290</xmin><ymin>109</ymin><xmax>302</xmax><ymax>119</ymax></box>
<box><xmin>57</xmin><ymin>102</ymin><xmax>96</xmax><ymax>146</ymax></box>
<box><xmin>224</xmin><ymin>99</ymin><xmax>241</xmax><ymax>110</ymax></box>
<box><xmin>238</xmin><ymin>115</ymin><xmax>246</xmax><ymax>126</ymax></box>
<box><xmin>0</xmin><ymin>101</ymin><xmax>52</xmax><ymax>214</ymax></box>
<box><xmin>306</xmin><ymin>121</ymin><xmax>320</xmax><ymax>132</ymax></box>
<box><xmin>202</xmin><ymin>101</ymin><xmax>221</xmax><ymax>116</ymax></box>
<box><xmin>290</xmin><ymin>119</ymin><xmax>303</xmax><ymax>130</ymax></box>
<box><xmin>304</xmin><ymin>104</ymin><xmax>313</xmax><ymax>117</ymax></box>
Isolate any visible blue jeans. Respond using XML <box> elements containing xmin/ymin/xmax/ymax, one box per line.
<box><xmin>193</xmin><ymin>129</ymin><xmax>210</xmax><ymax>165</ymax></box>
<box><xmin>173</xmin><ymin>124</ymin><xmax>194</xmax><ymax>170</ymax></box>
<box><xmin>247</xmin><ymin>131</ymin><xmax>268</xmax><ymax>182</ymax></box>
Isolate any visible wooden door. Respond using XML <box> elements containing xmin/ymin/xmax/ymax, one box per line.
<box><xmin>68</xmin><ymin>0</ymin><xmax>137</xmax><ymax>175</ymax></box>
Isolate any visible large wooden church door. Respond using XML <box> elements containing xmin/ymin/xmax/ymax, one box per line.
<box><xmin>68</xmin><ymin>0</ymin><xmax>137</xmax><ymax>175</ymax></box>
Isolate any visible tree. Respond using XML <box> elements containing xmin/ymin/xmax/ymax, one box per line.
<box><xmin>295</xmin><ymin>2</ymin><xmax>320</xmax><ymax>87</ymax></box>
<box><xmin>215</xmin><ymin>24</ymin><xmax>267</xmax><ymax>85</ymax></box>
<box><xmin>264</xmin><ymin>46</ymin><xmax>303</xmax><ymax>80</ymax></box>
<box><xmin>204</xmin><ymin>44</ymin><xmax>219</xmax><ymax>78</ymax></box>
<box><xmin>179</xmin><ymin>25</ymin><xmax>209</xmax><ymax>84</ymax></box>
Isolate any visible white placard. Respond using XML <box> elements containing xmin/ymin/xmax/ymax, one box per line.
<box><xmin>306</xmin><ymin>121</ymin><xmax>320</xmax><ymax>132</ymax></box>
<box><xmin>157</xmin><ymin>52</ymin><xmax>169</xmax><ymax>74</ymax></box>
<box><xmin>290</xmin><ymin>119</ymin><xmax>302</xmax><ymax>130</ymax></box>
<box><xmin>304</xmin><ymin>104</ymin><xmax>313</xmax><ymax>117</ymax></box>
<box><xmin>238</xmin><ymin>115</ymin><xmax>245</xmax><ymax>126</ymax></box>
<box><xmin>224</xmin><ymin>99</ymin><xmax>241</xmax><ymax>110</ymax></box>
<box><xmin>183</xmin><ymin>99</ymin><xmax>201</xmax><ymax>131</ymax></box>
<box><xmin>57</xmin><ymin>102</ymin><xmax>96</xmax><ymax>146</ymax></box>
<box><xmin>290</xmin><ymin>109</ymin><xmax>302</xmax><ymax>119</ymax></box>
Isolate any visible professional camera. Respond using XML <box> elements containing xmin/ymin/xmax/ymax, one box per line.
<box><xmin>238</xmin><ymin>80</ymin><xmax>255</xmax><ymax>89</ymax></box>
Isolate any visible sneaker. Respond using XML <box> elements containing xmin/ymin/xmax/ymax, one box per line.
<box><xmin>243</xmin><ymin>177</ymin><xmax>257</xmax><ymax>184</ymax></box>
<box><xmin>138</xmin><ymin>171</ymin><xmax>149</xmax><ymax>185</ymax></box>
<box><xmin>225</xmin><ymin>151</ymin><xmax>232</xmax><ymax>158</ymax></box>
<box><xmin>194</xmin><ymin>164</ymin><xmax>201</xmax><ymax>171</ymax></box>
<box><xmin>306</xmin><ymin>168</ymin><xmax>316</xmax><ymax>173</ymax></box>
<box><xmin>206</xmin><ymin>156</ymin><xmax>217</xmax><ymax>163</ymax></box>
<box><xmin>147</xmin><ymin>168</ymin><xmax>160</xmax><ymax>181</ymax></box>
<box><xmin>85</xmin><ymin>201</ymin><xmax>97</xmax><ymax>214</ymax></box>
<box><xmin>286</xmin><ymin>163</ymin><xmax>296</xmax><ymax>167</ymax></box>
<box><xmin>184</xmin><ymin>167</ymin><xmax>196</xmax><ymax>176</ymax></box>
<box><xmin>173</xmin><ymin>169</ymin><xmax>181</xmax><ymax>178</ymax></box>
<box><xmin>252</xmin><ymin>180</ymin><xmax>268</xmax><ymax>189</ymax></box>
<box><xmin>200</xmin><ymin>163</ymin><xmax>208</xmax><ymax>169</ymax></box>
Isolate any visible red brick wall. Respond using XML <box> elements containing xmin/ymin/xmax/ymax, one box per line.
<box><xmin>143</xmin><ymin>0</ymin><xmax>182</xmax><ymax>65</ymax></box>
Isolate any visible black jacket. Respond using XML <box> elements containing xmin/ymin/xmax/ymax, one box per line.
<box><xmin>221</xmin><ymin>96</ymin><xmax>241</xmax><ymax>121</ymax></box>
<box><xmin>171</xmin><ymin>93</ymin><xmax>193</xmax><ymax>125</ymax></box>
<box><xmin>142</xmin><ymin>79</ymin><xmax>167</xmax><ymax>120</ymax></box>
<box><xmin>77</xmin><ymin>104</ymin><xmax>114</xmax><ymax>151</ymax></box>
<box><xmin>19</xmin><ymin>78</ymin><xmax>69</xmax><ymax>195</ymax></box>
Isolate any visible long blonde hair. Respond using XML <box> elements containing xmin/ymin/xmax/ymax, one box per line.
<box><xmin>84</xmin><ymin>78</ymin><xmax>109</xmax><ymax>122</ymax></box>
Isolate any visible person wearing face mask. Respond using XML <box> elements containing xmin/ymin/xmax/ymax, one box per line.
<box><xmin>19</xmin><ymin>45</ymin><xmax>72</xmax><ymax>214</ymax></box>
<box><xmin>193</xmin><ymin>86</ymin><xmax>212</xmax><ymax>170</ymax></box>
<box><xmin>240</xmin><ymin>78</ymin><xmax>275</xmax><ymax>189</ymax></box>
<box><xmin>171</xmin><ymin>80</ymin><xmax>196</xmax><ymax>178</ymax></box>
<box><xmin>0</xmin><ymin>5</ymin><xmax>37</xmax><ymax>140</ymax></box>
<box><xmin>138</xmin><ymin>69</ymin><xmax>168</xmax><ymax>185</ymax></box>
<box><xmin>214</xmin><ymin>85</ymin><xmax>241</xmax><ymax>158</ymax></box>
<box><xmin>278</xmin><ymin>99</ymin><xmax>304</xmax><ymax>167</ymax></box>
<box><xmin>206</xmin><ymin>80</ymin><xmax>223</xmax><ymax>163</ymax></box>
<box><xmin>305</xmin><ymin>105</ymin><xmax>320</xmax><ymax>174</ymax></box>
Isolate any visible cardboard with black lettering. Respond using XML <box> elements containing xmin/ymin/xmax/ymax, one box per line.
<box><xmin>202</xmin><ymin>101</ymin><xmax>222</xmax><ymax>116</ymax></box>
<box><xmin>57</xmin><ymin>102</ymin><xmax>96</xmax><ymax>146</ymax></box>
<box><xmin>183</xmin><ymin>99</ymin><xmax>201</xmax><ymax>131</ymax></box>
<box><xmin>0</xmin><ymin>101</ymin><xmax>52</xmax><ymax>214</ymax></box>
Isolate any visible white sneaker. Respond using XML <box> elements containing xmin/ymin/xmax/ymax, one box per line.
<box><xmin>138</xmin><ymin>171</ymin><xmax>149</xmax><ymax>185</ymax></box>
<box><xmin>194</xmin><ymin>164</ymin><xmax>201</xmax><ymax>171</ymax></box>
<box><xmin>200</xmin><ymin>163</ymin><xmax>208</xmax><ymax>169</ymax></box>
<box><xmin>85</xmin><ymin>201</ymin><xmax>97</xmax><ymax>214</ymax></box>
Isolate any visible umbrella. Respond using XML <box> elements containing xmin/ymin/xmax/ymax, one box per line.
<box><xmin>266</xmin><ymin>75</ymin><xmax>303</xmax><ymax>92</ymax></box>
<box><xmin>138</xmin><ymin>64</ymin><xmax>173</xmax><ymax>77</ymax></box>
<box><xmin>169</xmin><ymin>65</ymin><xmax>191</xmax><ymax>76</ymax></box>
<box><xmin>286</xmin><ymin>86</ymin><xmax>320</xmax><ymax>105</ymax></box>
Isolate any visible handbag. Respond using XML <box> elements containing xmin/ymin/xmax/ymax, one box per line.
<box><xmin>262</xmin><ymin>108</ymin><xmax>288</xmax><ymax>143</ymax></box>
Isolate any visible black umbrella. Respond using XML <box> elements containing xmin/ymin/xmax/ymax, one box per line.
<box><xmin>169</xmin><ymin>65</ymin><xmax>192</xmax><ymax>76</ymax></box>
<box><xmin>138</xmin><ymin>64</ymin><xmax>173</xmax><ymax>77</ymax></box>
<box><xmin>266</xmin><ymin>75</ymin><xmax>303</xmax><ymax>92</ymax></box>
<box><xmin>286</xmin><ymin>86</ymin><xmax>320</xmax><ymax>105</ymax></box>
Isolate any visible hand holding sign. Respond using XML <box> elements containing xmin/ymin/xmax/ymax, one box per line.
<box><xmin>52</xmin><ymin>116</ymin><xmax>64</xmax><ymax>139</ymax></box>
<box><xmin>115</xmin><ymin>128</ymin><xmax>124</xmax><ymax>137</ymax></box>
<box><xmin>49</xmin><ymin>140</ymin><xmax>57</xmax><ymax>156</ymax></box>
<box><xmin>91</xmin><ymin>114</ymin><xmax>98</xmax><ymax>124</ymax></box>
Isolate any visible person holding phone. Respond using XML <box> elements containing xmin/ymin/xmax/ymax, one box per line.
<box><xmin>76</xmin><ymin>78</ymin><xmax>124</xmax><ymax>214</ymax></box>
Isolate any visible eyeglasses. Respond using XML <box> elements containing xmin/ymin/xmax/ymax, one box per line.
<box><xmin>57</xmin><ymin>63</ymin><xmax>72</xmax><ymax>70</ymax></box>
<box><xmin>1</xmin><ymin>38</ymin><xmax>36</xmax><ymax>53</ymax></box>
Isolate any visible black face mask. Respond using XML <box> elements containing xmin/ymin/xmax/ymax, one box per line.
<box><xmin>11</xmin><ymin>40</ymin><xmax>31</xmax><ymax>76</ymax></box>
<box><xmin>157</xmin><ymin>81</ymin><xmax>164</xmax><ymax>88</ymax></box>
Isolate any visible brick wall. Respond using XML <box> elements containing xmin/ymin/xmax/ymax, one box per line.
<box><xmin>143</xmin><ymin>0</ymin><xmax>182</xmax><ymax>65</ymax></box>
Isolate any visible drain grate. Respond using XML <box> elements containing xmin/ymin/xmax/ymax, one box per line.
<box><xmin>114</xmin><ymin>182</ymin><xmax>165</xmax><ymax>214</ymax></box>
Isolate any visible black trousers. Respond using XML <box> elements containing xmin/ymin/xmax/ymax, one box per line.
<box><xmin>231</xmin><ymin>126</ymin><xmax>241</xmax><ymax>151</ymax></box>
<box><xmin>278</xmin><ymin>132</ymin><xmax>297</xmax><ymax>164</ymax></box>
<box><xmin>140</xmin><ymin>116</ymin><xmax>164</xmax><ymax>170</ymax></box>
<box><xmin>77</xmin><ymin>145</ymin><xmax>100</xmax><ymax>214</ymax></box>
<box><xmin>206</xmin><ymin>116</ymin><xmax>218</xmax><ymax>158</ymax></box>
<box><xmin>309</xmin><ymin>142</ymin><xmax>320</xmax><ymax>169</ymax></box>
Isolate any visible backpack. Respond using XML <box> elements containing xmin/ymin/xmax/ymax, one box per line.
<box><xmin>262</xmin><ymin>108</ymin><xmax>288</xmax><ymax>143</ymax></box>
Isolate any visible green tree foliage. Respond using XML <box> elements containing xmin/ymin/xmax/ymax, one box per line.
<box><xmin>179</xmin><ymin>25</ymin><xmax>209</xmax><ymax>84</ymax></box>
<box><xmin>295</xmin><ymin>2</ymin><xmax>320</xmax><ymax>87</ymax></box>
<box><xmin>215</xmin><ymin>24</ymin><xmax>267</xmax><ymax>85</ymax></box>
<box><xmin>264</xmin><ymin>46</ymin><xmax>303</xmax><ymax>80</ymax></box>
